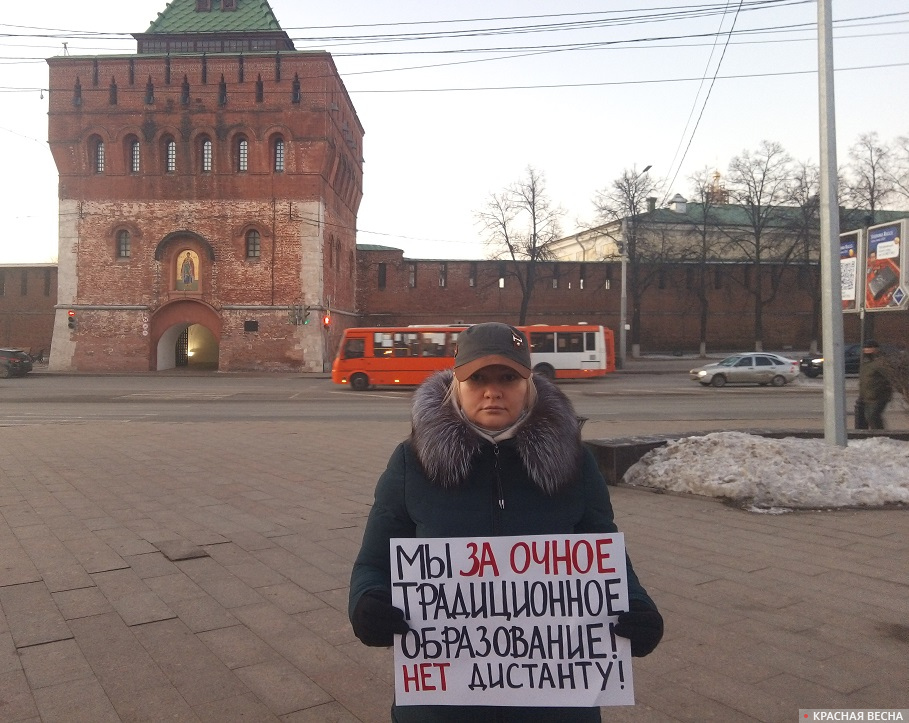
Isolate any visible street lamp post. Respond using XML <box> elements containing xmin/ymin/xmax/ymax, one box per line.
<box><xmin>618</xmin><ymin>223</ymin><xmax>628</xmax><ymax>371</ymax></box>
<box><xmin>617</xmin><ymin>165</ymin><xmax>651</xmax><ymax>371</ymax></box>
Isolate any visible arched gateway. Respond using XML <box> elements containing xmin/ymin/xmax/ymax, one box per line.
<box><xmin>151</xmin><ymin>300</ymin><xmax>221</xmax><ymax>371</ymax></box>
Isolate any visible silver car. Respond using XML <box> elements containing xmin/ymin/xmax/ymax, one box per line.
<box><xmin>690</xmin><ymin>353</ymin><xmax>800</xmax><ymax>387</ymax></box>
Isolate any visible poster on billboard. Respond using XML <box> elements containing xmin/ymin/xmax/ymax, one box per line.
<box><xmin>840</xmin><ymin>230</ymin><xmax>861</xmax><ymax>313</ymax></box>
<box><xmin>390</xmin><ymin>533</ymin><xmax>635</xmax><ymax>708</ymax></box>
<box><xmin>865</xmin><ymin>219</ymin><xmax>907</xmax><ymax>312</ymax></box>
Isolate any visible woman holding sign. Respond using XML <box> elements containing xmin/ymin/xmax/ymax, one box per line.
<box><xmin>349</xmin><ymin>322</ymin><xmax>663</xmax><ymax>722</ymax></box>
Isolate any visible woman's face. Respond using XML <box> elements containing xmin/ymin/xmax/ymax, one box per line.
<box><xmin>458</xmin><ymin>364</ymin><xmax>529</xmax><ymax>430</ymax></box>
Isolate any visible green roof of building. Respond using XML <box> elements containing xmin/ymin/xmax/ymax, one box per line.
<box><xmin>356</xmin><ymin>244</ymin><xmax>404</xmax><ymax>252</ymax></box>
<box><xmin>145</xmin><ymin>0</ymin><xmax>285</xmax><ymax>35</ymax></box>
<box><xmin>642</xmin><ymin>203</ymin><xmax>907</xmax><ymax>230</ymax></box>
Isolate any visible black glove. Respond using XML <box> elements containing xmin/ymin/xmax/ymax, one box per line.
<box><xmin>351</xmin><ymin>589</ymin><xmax>410</xmax><ymax>647</ymax></box>
<box><xmin>614</xmin><ymin>599</ymin><xmax>663</xmax><ymax>657</ymax></box>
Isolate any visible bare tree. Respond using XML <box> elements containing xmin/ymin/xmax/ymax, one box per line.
<box><xmin>887</xmin><ymin>134</ymin><xmax>909</xmax><ymax>208</ymax></box>
<box><xmin>843</xmin><ymin>132</ymin><xmax>895</xmax><ymax>224</ymax></box>
<box><xmin>476</xmin><ymin>167</ymin><xmax>563</xmax><ymax>325</ymax></box>
<box><xmin>683</xmin><ymin>168</ymin><xmax>729</xmax><ymax>357</ymax></box>
<box><xmin>725</xmin><ymin>140</ymin><xmax>797</xmax><ymax>350</ymax></box>
<box><xmin>592</xmin><ymin>166</ymin><xmax>660</xmax><ymax>355</ymax></box>
<box><xmin>788</xmin><ymin>160</ymin><xmax>822</xmax><ymax>352</ymax></box>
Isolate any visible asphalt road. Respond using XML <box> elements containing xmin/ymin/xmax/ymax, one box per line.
<box><xmin>0</xmin><ymin>368</ymin><xmax>853</xmax><ymax>435</ymax></box>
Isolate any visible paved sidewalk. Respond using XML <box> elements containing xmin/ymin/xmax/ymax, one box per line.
<box><xmin>0</xmin><ymin>418</ymin><xmax>906</xmax><ymax>722</ymax></box>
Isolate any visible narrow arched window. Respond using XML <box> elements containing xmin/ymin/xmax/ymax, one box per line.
<box><xmin>246</xmin><ymin>230</ymin><xmax>261</xmax><ymax>258</ymax></box>
<box><xmin>273</xmin><ymin>137</ymin><xmax>284</xmax><ymax>172</ymax></box>
<box><xmin>129</xmin><ymin>139</ymin><xmax>140</xmax><ymax>173</ymax></box>
<box><xmin>165</xmin><ymin>138</ymin><xmax>176</xmax><ymax>172</ymax></box>
<box><xmin>237</xmin><ymin>137</ymin><xmax>248</xmax><ymax>172</ymax></box>
<box><xmin>291</xmin><ymin>74</ymin><xmax>301</xmax><ymax>103</ymax></box>
<box><xmin>116</xmin><ymin>230</ymin><xmax>131</xmax><ymax>258</ymax></box>
<box><xmin>93</xmin><ymin>138</ymin><xmax>105</xmax><ymax>173</ymax></box>
<box><xmin>201</xmin><ymin>137</ymin><xmax>212</xmax><ymax>172</ymax></box>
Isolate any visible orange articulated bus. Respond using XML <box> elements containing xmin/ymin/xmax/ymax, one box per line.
<box><xmin>331</xmin><ymin>323</ymin><xmax>615</xmax><ymax>391</ymax></box>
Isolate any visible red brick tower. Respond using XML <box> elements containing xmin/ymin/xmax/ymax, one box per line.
<box><xmin>47</xmin><ymin>0</ymin><xmax>363</xmax><ymax>372</ymax></box>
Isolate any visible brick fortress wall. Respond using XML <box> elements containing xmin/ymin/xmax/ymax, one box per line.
<box><xmin>355</xmin><ymin>248</ymin><xmax>909</xmax><ymax>352</ymax></box>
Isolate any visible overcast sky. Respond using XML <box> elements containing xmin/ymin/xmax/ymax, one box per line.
<box><xmin>2</xmin><ymin>0</ymin><xmax>908</xmax><ymax>265</ymax></box>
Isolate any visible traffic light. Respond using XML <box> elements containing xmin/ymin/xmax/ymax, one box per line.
<box><xmin>67</xmin><ymin>309</ymin><xmax>76</xmax><ymax>329</ymax></box>
<box><xmin>322</xmin><ymin>313</ymin><xmax>331</xmax><ymax>328</ymax></box>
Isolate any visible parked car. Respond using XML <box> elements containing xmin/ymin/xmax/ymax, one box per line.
<box><xmin>0</xmin><ymin>349</ymin><xmax>28</xmax><ymax>378</ymax></box>
<box><xmin>690</xmin><ymin>353</ymin><xmax>801</xmax><ymax>387</ymax></box>
<box><xmin>799</xmin><ymin>344</ymin><xmax>860</xmax><ymax>378</ymax></box>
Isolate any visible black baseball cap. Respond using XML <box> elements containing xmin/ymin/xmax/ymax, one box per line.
<box><xmin>454</xmin><ymin>323</ymin><xmax>532</xmax><ymax>381</ymax></box>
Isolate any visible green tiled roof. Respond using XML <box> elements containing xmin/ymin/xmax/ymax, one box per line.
<box><xmin>356</xmin><ymin>244</ymin><xmax>404</xmax><ymax>252</ymax></box>
<box><xmin>146</xmin><ymin>0</ymin><xmax>284</xmax><ymax>34</ymax></box>
<box><xmin>643</xmin><ymin>204</ymin><xmax>907</xmax><ymax>230</ymax></box>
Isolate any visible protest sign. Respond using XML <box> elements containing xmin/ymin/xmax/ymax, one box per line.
<box><xmin>390</xmin><ymin>533</ymin><xmax>634</xmax><ymax>707</ymax></box>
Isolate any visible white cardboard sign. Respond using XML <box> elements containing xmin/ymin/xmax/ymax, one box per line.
<box><xmin>390</xmin><ymin>533</ymin><xmax>634</xmax><ymax>707</ymax></box>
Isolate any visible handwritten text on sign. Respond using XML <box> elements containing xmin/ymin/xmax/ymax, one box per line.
<box><xmin>390</xmin><ymin>534</ymin><xmax>634</xmax><ymax>707</ymax></box>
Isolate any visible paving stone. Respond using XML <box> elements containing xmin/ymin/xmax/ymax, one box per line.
<box><xmin>67</xmin><ymin>612</ymin><xmax>171</xmax><ymax>701</ymax></box>
<box><xmin>110</xmin><ymin>683</ymin><xmax>200</xmax><ymax>723</ymax></box>
<box><xmin>257</xmin><ymin>582</ymin><xmax>325</xmax><ymax>615</ymax></box>
<box><xmin>155</xmin><ymin>539</ymin><xmax>210</xmax><ymax>562</ymax></box>
<box><xmin>0</xmin><ymin>581</ymin><xmax>72</xmax><ymax>648</ymax></box>
<box><xmin>144</xmin><ymin>572</ymin><xmax>208</xmax><ymax>604</ymax></box>
<box><xmin>18</xmin><ymin>637</ymin><xmax>94</xmax><ymax>691</ymax></box>
<box><xmin>197</xmin><ymin>624</ymin><xmax>280</xmax><ymax>670</ymax></box>
<box><xmin>0</xmin><ymin>542</ymin><xmax>42</xmax><ymax>587</ymax></box>
<box><xmin>0</xmin><ymin>669</ymin><xmax>40</xmax><ymax>721</ymax></box>
<box><xmin>131</xmin><ymin>617</ymin><xmax>250</xmax><ymax>707</ymax></box>
<box><xmin>61</xmin><ymin>537</ymin><xmax>129</xmax><ymax>574</ymax></box>
<box><xmin>193</xmin><ymin>692</ymin><xmax>281</xmax><ymax>722</ymax></box>
<box><xmin>0</xmin><ymin>631</ymin><xmax>21</xmax><ymax>676</ymax></box>
<box><xmin>225</xmin><ymin>561</ymin><xmax>287</xmax><ymax>589</ymax></box>
<box><xmin>281</xmin><ymin>701</ymin><xmax>363</xmax><ymax>723</ymax></box>
<box><xmin>233</xmin><ymin>659</ymin><xmax>332</xmax><ymax>716</ymax></box>
<box><xmin>31</xmin><ymin>677</ymin><xmax>120</xmax><ymax>723</ymax></box>
<box><xmin>39</xmin><ymin>565</ymin><xmax>95</xmax><ymax>594</ymax></box>
<box><xmin>124</xmin><ymin>551</ymin><xmax>181</xmax><ymax>579</ymax></box>
<box><xmin>51</xmin><ymin>586</ymin><xmax>113</xmax><ymax>620</ymax></box>
<box><xmin>91</xmin><ymin>568</ymin><xmax>177</xmax><ymax>626</ymax></box>
<box><xmin>168</xmin><ymin>595</ymin><xmax>239</xmax><ymax>633</ymax></box>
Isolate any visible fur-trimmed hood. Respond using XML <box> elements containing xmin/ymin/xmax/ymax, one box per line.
<box><xmin>410</xmin><ymin>370</ymin><xmax>585</xmax><ymax>494</ymax></box>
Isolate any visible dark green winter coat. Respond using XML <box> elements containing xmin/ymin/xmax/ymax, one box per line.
<box><xmin>859</xmin><ymin>354</ymin><xmax>893</xmax><ymax>403</ymax></box>
<box><xmin>349</xmin><ymin>371</ymin><xmax>656</xmax><ymax>723</ymax></box>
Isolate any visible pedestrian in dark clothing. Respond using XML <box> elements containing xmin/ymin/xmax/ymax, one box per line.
<box><xmin>349</xmin><ymin>322</ymin><xmax>663</xmax><ymax>723</ymax></box>
<box><xmin>858</xmin><ymin>340</ymin><xmax>893</xmax><ymax>430</ymax></box>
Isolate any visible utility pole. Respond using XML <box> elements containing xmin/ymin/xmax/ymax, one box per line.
<box><xmin>818</xmin><ymin>0</ymin><xmax>847</xmax><ymax>446</ymax></box>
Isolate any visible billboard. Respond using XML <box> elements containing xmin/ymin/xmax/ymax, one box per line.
<box><xmin>839</xmin><ymin>230</ymin><xmax>862</xmax><ymax>313</ymax></box>
<box><xmin>864</xmin><ymin>219</ymin><xmax>907</xmax><ymax>312</ymax></box>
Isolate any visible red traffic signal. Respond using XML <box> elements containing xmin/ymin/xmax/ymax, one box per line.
<box><xmin>67</xmin><ymin>309</ymin><xmax>76</xmax><ymax>329</ymax></box>
<box><xmin>322</xmin><ymin>313</ymin><xmax>331</xmax><ymax>328</ymax></box>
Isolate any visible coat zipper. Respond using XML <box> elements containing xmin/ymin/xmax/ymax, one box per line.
<box><xmin>493</xmin><ymin>443</ymin><xmax>505</xmax><ymax>512</ymax></box>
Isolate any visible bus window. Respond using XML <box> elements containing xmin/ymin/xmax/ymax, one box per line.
<box><xmin>557</xmin><ymin>333</ymin><xmax>584</xmax><ymax>353</ymax></box>
<box><xmin>530</xmin><ymin>332</ymin><xmax>555</xmax><ymax>353</ymax></box>
<box><xmin>420</xmin><ymin>332</ymin><xmax>448</xmax><ymax>357</ymax></box>
<box><xmin>343</xmin><ymin>337</ymin><xmax>365</xmax><ymax>359</ymax></box>
<box><xmin>585</xmin><ymin>332</ymin><xmax>596</xmax><ymax>350</ymax></box>
<box><xmin>393</xmin><ymin>332</ymin><xmax>420</xmax><ymax>357</ymax></box>
<box><xmin>374</xmin><ymin>332</ymin><xmax>395</xmax><ymax>356</ymax></box>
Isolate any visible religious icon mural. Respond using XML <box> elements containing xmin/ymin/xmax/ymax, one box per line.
<box><xmin>176</xmin><ymin>250</ymin><xmax>200</xmax><ymax>291</ymax></box>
